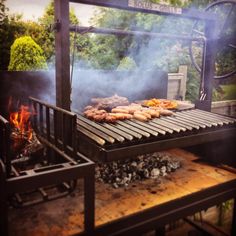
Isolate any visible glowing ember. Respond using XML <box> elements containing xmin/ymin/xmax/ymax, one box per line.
<box><xmin>9</xmin><ymin>105</ymin><xmax>33</xmax><ymax>140</ymax></box>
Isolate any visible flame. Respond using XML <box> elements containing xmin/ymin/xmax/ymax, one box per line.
<box><xmin>9</xmin><ymin>105</ymin><xmax>33</xmax><ymax>141</ymax></box>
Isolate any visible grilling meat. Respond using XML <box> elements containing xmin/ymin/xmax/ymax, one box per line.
<box><xmin>91</xmin><ymin>94</ymin><xmax>129</xmax><ymax>110</ymax></box>
<box><xmin>83</xmin><ymin>107</ymin><xmax>131</xmax><ymax>123</ymax></box>
<box><xmin>83</xmin><ymin>95</ymin><xmax>175</xmax><ymax>123</ymax></box>
<box><xmin>133</xmin><ymin>113</ymin><xmax>148</xmax><ymax>122</ymax></box>
<box><xmin>109</xmin><ymin>113</ymin><xmax>133</xmax><ymax>120</ymax></box>
<box><xmin>111</xmin><ymin>108</ymin><xmax>130</xmax><ymax>114</ymax></box>
<box><xmin>142</xmin><ymin>98</ymin><xmax>178</xmax><ymax>109</ymax></box>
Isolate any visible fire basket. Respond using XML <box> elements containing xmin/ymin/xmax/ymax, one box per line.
<box><xmin>0</xmin><ymin>97</ymin><xmax>95</xmax><ymax>236</ymax></box>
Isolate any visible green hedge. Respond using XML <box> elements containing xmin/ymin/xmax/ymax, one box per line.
<box><xmin>8</xmin><ymin>36</ymin><xmax>48</xmax><ymax>71</ymax></box>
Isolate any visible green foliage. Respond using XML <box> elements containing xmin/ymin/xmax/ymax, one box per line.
<box><xmin>185</xmin><ymin>67</ymin><xmax>200</xmax><ymax>101</ymax></box>
<box><xmin>0</xmin><ymin>0</ymin><xmax>45</xmax><ymax>70</ymax></box>
<box><xmin>0</xmin><ymin>0</ymin><xmax>89</xmax><ymax>69</ymax></box>
<box><xmin>2</xmin><ymin>0</ymin><xmax>235</xmax><ymax>103</ymax></box>
<box><xmin>37</xmin><ymin>0</ymin><xmax>94</xmax><ymax>66</ymax></box>
<box><xmin>222</xmin><ymin>84</ymin><xmax>236</xmax><ymax>100</ymax></box>
<box><xmin>8</xmin><ymin>36</ymin><xmax>48</xmax><ymax>71</ymax></box>
<box><xmin>117</xmin><ymin>57</ymin><xmax>137</xmax><ymax>70</ymax></box>
<box><xmin>38</xmin><ymin>1</ymin><xmax>82</xmax><ymax>65</ymax></box>
<box><xmin>0</xmin><ymin>0</ymin><xmax>8</xmax><ymax>23</ymax></box>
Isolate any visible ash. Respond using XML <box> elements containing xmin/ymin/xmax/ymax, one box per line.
<box><xmin>95</xmin><ymin>152</ymin><xmax>181</xmax><ymax>188</ymax></box>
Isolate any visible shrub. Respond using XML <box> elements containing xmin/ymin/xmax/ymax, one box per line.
<box><xmin>117</xmin><ymin>56</ymin><xmax>137</xmax><ymax>70</ymax></box>
<box><xmin>8</xmin><ymin>36</ymin><xmax>47</xmax><ymax>70</ymax></box>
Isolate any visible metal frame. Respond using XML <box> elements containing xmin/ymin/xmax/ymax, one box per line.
<box><xmin>75</xmin><ymin>109</ymin><xmax>236</xmax><ymax>162</ymax></box>
<box><xmin>189</xmin><ymin>0</ymin><xmax>236</xmax><ymax>80</ymax></box>
<box><xmin>0</xmin><ymin>98</ymin><xmax>95</xmax><ymax>236</ymax></box>
<box><xmin>75</xmin><ymin>180</ymin><xmax>236</xmax><ymax>236</ymax></box>
<box><xmin>54</xmin><ymin>0</ymin><xmax>217</xmax><ymax>111</ymax></box>
<box><xmin>80</xmin><ymin>126</ymin><xmax>236</xmax><ymax>162</ymax></box>
<box><xmin>69</xmin><ymin>25</ymin><xmax>205</xmax><ymax>42</ymax></box>
<box><xmin>51</xmin><ymin>1</ymin><xmax>236</xmax><ymax>235</ymax></box>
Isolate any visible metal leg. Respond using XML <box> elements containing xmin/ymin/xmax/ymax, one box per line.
<box><xmin>155</xmin><ymin>226</ymin><xmax>165</xmax><ymax>236</ymax></box>
<box><xmin>231</xmin><ymin>198</ymin><xmax>236</xmax><ymax>236</ymax></box>
<box><xmin>0</xmin><ymin>161</ymin><xmax>8</xmax><ymax>236</ymax></box>
<box><xmin>84</xmin><ymin>167</ymin><xmax>95</xmax><ymax>234</ymax></box>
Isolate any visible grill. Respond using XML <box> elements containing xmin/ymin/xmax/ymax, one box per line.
<box><xmin>76</xmin><ymin>109</ymin><xmax>236</xmax><ymax>162</ymax></box>
<box><xmin>1</xmin><ymin>0</ymin><xmax>236</xmax><ymax>234</ymax></box>
<box><xmin>1</xmin><ymin>98</ymin><xmax>236</xmax><ymax>236</ymax></box>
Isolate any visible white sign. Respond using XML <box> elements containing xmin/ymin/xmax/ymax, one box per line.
<box><xmin>128</xmin><ymin>0</ymin><xmax>182</xmax><ymax>15</ymax></box>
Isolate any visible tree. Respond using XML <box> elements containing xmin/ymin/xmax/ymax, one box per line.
<box><xmin>0</xmin><ymin>0</ymin><xmax>7</xmax><ymax>23</ymax></box>
<box><xmin>117</xmin><ymin>57</ymin><xmax>137</xmax><ymax>70</ymax></box>
<box><xmin>8</xmin><ymin>36</ymin><xmax>48</xmax><ymax>70</ymax></box>
<box><xmin>87</xmin><ymin>0</ymin><xmax>217</xmax><ymax>100</ymax></box>
<box><xmin>38</xmin><ymin>1</ymin><xmax>93</xmax><ymax>66</ymax></box>
<box><xmin>0</xmin><ymin>0</ymin><xmax>44</xmax><ymax>70</ymax></box>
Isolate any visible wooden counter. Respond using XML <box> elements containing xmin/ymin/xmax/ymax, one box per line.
<box><xmin>8</xmin><ymin>149</ymin><xmax>236</xmax><ymax>236</ymax></box>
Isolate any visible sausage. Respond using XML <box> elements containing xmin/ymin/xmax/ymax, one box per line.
<box><xmin>133</xmin><ymin>112</ymin><xmax>148</xmax><ymax>122</ymax></box>
<box><xmin>111</xmin><ymin>108</ymin><xmax>129</xmax><ymax>114</ymax></box>
<box><xmin>93</xmin><ymin>114</ymin><xmax>106</xmax><ymax>122</ymax></box>
<box><xmin>109</xmin><ymin>113</ymin><xmax>127</xmax><ymax>120</ymax></box>
<box><xmin>123</xmin><ymin>114</ymin><xmax>133</xmax><ymax>119</ymax></box>
<box><xmin>135</xmin><ymin>111</ymin><xmax>151</xmax><ymax>119</ymax></box>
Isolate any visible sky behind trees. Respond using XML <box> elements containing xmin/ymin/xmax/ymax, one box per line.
<box><xmin>5</xmin><ymin>0</ymin><xmax>96</xmax><ymax>25</ymax></box>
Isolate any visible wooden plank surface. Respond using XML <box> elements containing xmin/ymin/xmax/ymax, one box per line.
<box><xmin>8</xmin><ymin>149</ymin><xmax>236</xmax><ymax>236</ymax></box>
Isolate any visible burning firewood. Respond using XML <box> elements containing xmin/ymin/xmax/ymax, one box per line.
<box><xmin>9</xmin><ymin>103</ymin><xmax>44</xmax><ymax>161</ymax></box>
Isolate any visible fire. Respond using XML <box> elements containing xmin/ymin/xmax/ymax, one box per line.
<box><xmin>9</xmin><ymin>105</ymin><xmax>33</xmax><ymax>140</ymax></box>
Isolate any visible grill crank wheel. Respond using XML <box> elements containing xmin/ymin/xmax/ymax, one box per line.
<box><xmin>189</xmin><ymin>0</ymin><xmax>236</xmax><ymax>80</ymax></box>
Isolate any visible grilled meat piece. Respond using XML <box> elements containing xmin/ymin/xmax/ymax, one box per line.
<box><xmin>91</xmin><ymin>94</ymin><xmax>129</xmax><ymax>110</ymax></box>
<box><xmin>83</xmin><ymin>96</ymin><xmax>175</xmax><ymax>123</ymax></box>
<box><xmin>133</xmin><ymin>113</ymin><xmax>148</xmax><ymax>122</ymax></box>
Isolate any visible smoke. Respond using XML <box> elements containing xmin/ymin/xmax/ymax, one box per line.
<box><xmin>39</xmin><ymin>5</ymin><xmax>223</xmax><ymax>109</ymax></box>
<box><xmin>37</xmin><ymin>70</ymin><xmax>56</xmax><ymax>105</ymax></box>
<box><xmin>71</xmin><ymin>67</ymin><xmax>168</xmax><ymax>110</ymax></box>
<box><xmin>69</xmin><ymin>10</ymin><xmax>195</xmax><ymax>110</ymax></box>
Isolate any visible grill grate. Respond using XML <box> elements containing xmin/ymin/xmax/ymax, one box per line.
<box><xmin>77</xmin><ymin>109</ymin><xmax>236</xmax><ymax>146</ymax></box>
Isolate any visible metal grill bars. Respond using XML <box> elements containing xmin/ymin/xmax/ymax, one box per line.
<box><xmin>77</xmin><ymin>109</ymin><xmax>236</xmax><ymax>146</ymax></box>
<box><xmin>0</xmin><ymin>116</ymin><xmax>11</xmax><ymax>177</ymax></box>
<box><xmin>29</xmin><ymin>96</ymin><xmax>78</xmax><ymax>160</ymax></box>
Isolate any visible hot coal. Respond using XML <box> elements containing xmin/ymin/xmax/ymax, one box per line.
<box><xmin>11</xmin><ymin>129</ymin><xmax>44</xmax><ymax>160</ymax></box>
<box><xmin>95</xmin><ymin>152</ymin><xmax>181</xmax><ymax>188</ymax></box>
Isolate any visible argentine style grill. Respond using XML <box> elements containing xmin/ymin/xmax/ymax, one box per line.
<box><xmin>1</xmin><ymin>0</ymin><xmax>236</xmax><ymax>234</ymax></box>
<box><xmin>76</xmin><ymin>108</ymin><xmax>236</xmax><ymax>162</ymax></box>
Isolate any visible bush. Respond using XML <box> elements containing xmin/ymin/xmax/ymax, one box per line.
<box><xmin>8</xmin><ymin>36</ymin><xmax>47</xmax><ymax>70</ymax></box>
<box><xmin>117</xmin><ymin>56</ymin><xmax>137</xmax><ymax>70</ymax></box>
